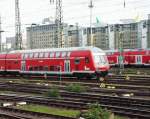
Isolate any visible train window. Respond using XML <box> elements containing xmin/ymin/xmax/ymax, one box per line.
<box><xmin>29</xmin><ymin>53</ymin><xmax>33</xmax><ymax>58</ymax></box>
<box><xmin>50</xmin><ymin>66</ymin><xmax>54</xmax><ymax>71</ymax></box>
<box><xmin>24</xmin><ymin>54</ymin><xmax>29</xmax><ymax>59</ymax></box>
<box><xmin>56</xmin><ymin>52</ymin><xmax>60</xmax><ymax>58</ymax></box>
<box><xmin>21</xmin><ymin>54</ymin><xmax>25</xmax><ymax>59</ymax></box>
<box><xmin>14</xmin><ymin>61</ymin><xmax>18</xmax><ymax>64</ymax></box>
<box><xmin>85</xmin><ymin>57</ymin><xmax>90</xmax><ymax>63</ymax></box>
<box><xmin>94</xmin><ymin>55</ymin><xmax>100</xmax><ymax>63</ymax></box>
<box><xmin>75</xmin><ymin>58</ymin><xmax>80</xmax><ymax>64</ymax></box>
<box><xmin>62</xmin><ymin>52</ymin><xmax>66</xmax><ymax>57</ymax></box>
<box><xmin>39</xmin><ymin>66</ymin><xmax>43</xmax><ymax>70</ymax></box>
<box><xmin>34</xmin><ymin>66</ymin><xmax>38</xmax><ymax>71</ymax></box>
<box><xmin>39</xmin><ymin>52</ymin><xmax>44</xmax><ymax>58</ymax></box>
<box><xmin>57</xmin><ymin>66</ymin><xmax>61</xmax><ymax>71</ymax></box>
<box><xmin>44</xmin><ymin>52</ymin><xmax>49</xmax><ymax>58</ymax></box>
<box><xmin>101</xmin><ymin>56</ymin><xmax>106</xmax><ymax>63</ymax></box>
<box><xmin>50</xmin><ymin>52</ymin><xmax>55</xmax><ymax>58</ymax></box>
<box><xmin>29</xmin><ymin>67</ymin><xmax>33</xmax><ymax>71</ymax></box>
<box><xmin>67</xmin><ymin>52</ymin><xmax>71</xmax><ymax>57</ymax></box>
<box><xmin>44</xmin><ymin>66</ymin><xmax>49</xmax><ymax>71</ymax></box>
<box><xmin>34</xmin><ymin>52</ymin><xmax>39</xmax><ymax>58</ymax></box>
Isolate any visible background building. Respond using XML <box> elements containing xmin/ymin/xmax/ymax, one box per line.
<box><xmin>66</xmin><ymin>24</ymin><xmax>84</xmax><ymax>47</ymax></box>
<box><xmin>26</xmin><ymin>24</ymin><xmax>57</xmax><ymax>49</ymax></box>
<box><xmin>86</xmin><ymin>27</ymin><xmax>96</xmax><ymax>46</ymax></box>
<box><xmin>6</xmin><ymin>37</ymin><xmax>16</xmax><ymax>50</ymax></box>
<box><xmin>26</xmin><ymin>17</ymin><xmax>150</xmax><ymax>50</ymax></box>
<box><xmin>140</xmin><ymin>20</ymin><xmax>147</xmax><ymax>49</ymax></box>
<box><xmin>95</xmin><ymin>26</ymin><xmax>109</xmax><ymax>50</ymax></box>
<box><xmin>26</xmin><ymin>23</ymin><xmax>84</xmax><ymax>49</ymax></box>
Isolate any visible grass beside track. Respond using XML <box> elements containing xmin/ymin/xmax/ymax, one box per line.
<box><xmin>17</xmin><ymin>104</ymin><xmax>80</xmax><ymax>118</ymax></box>
<box><xmin>16</xmin><ymin>104</ymin><xmax>125</xmax><ymax>119</ymax></box>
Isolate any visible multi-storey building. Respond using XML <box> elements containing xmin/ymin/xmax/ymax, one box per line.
<box><xmin>26</xmin><ymin>24</ymin><xmax>57</xmax><ymax>49</ymax></box>
<box><xmin>26</xmin><ymin>23</ymin><xmax>84</xmax><ymax>49</ymax></box>
<box><xmin>95</xmin><ymin>26</ymin><xmax>109</xmax><ymax>50</ymax></box>
<box><xmin>65</xmin><ymin>24</ymin><xmax>80</xmax><ymax>47</ymax></box>
<box><xmin>6</xmin><ymin>37</ymin><xmax>16</xmax><ymax>50</ymax></box>
<box><xmin>112</xmin><ymin>23</ymin><xmax>141</xmax><ymax>49</ymax></box>
<box><xmin>139</xmin><ymin>20</ymin><xmax>147</xmax><ymax>49</ymax></box>
<box><xmin>83</xmin><ymin>27</ymin><xmax>96</xmax><ymax>46</ymax></box>
<box><xmin>26</xmin><ymin>17</ymin><xmax>150</xmax><ymax>50</ymax></box>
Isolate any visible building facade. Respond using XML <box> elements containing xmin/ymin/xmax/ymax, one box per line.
<box><xmin>26</xmin><ymin>23</ymin><xmax>84</xmax><ymax>49</ymax></box>
<box><xmin>26</xmin><ymin>17</ymin><xmax>150</xmax><ymax>50</ymax></box>
<box><xmin>95</xmin><ymin>26</ymin><xmax>109</xmax><ymax>50</ymax></box>
<box><xmin>26</xmin><ymin>24</ymin><xmax>57</xmax><ymax>49</ymax></box>
<box><xmin>6</xmin><ymin>37</ymin><xmax>16</xmax><ymax>50</ymax></box>
<box><xmin>65</xmin><ymin>24</ymin><xmax>80</xmax><ymax>47</ymax></box>
<box><xmin>86</xmin><ymin>27</ymin><xmax>96</xmax><ymax>46</ymax></box>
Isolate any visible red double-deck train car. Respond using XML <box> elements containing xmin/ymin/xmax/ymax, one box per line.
<box><xmin>0</xmin><ymin>47</ymin><xmax>110</xmax><ymax>79</ymax></box>
<box><xmin>106</xmin><ymin>49</ymin><xmax>150</xmax><ymax>67</ymax></box>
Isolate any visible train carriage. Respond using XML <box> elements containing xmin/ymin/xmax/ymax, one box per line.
<box><xmin>0</xmin><ymin>47</ymin><xmax>110</xmax><ymax>79</ymax></box>
<box><xmin>106</xmin><ymin>49</ymin><xmax>150</xmax><ymax>67</ymax></box>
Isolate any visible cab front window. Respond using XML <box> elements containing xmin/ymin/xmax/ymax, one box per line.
<box><xmin>94</xmin><ymin>55</ymin><xmax>108</xmax><ymax>65</ymax></box>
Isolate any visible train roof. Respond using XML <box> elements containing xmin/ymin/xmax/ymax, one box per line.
<box><xmin>105</xmin><ymin>49</ymin><xmax>150</xmax><ymax>53</ymax></box>
<box><xmin>6</xmin><ymin>46</ymin><xmax>104</xmax><ymax>54</ymax></box>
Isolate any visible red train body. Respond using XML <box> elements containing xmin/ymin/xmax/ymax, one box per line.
<box><xmin>106</xmin><ymin>49</ymin><xmax>150</xmax><ymax>67</ymax></box>
<box><xmin>0</xmin><ymin>47</ymin><xmax>110</xmax><ymax>79</ymax></box>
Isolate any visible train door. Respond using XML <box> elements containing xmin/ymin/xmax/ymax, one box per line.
<box><xmin>117</xmin><ymin>56</ymin><xmax>119</xmax><ymax>65</ymax></box>
<box><xmin>21</xmin><ymin>61</ymin><xmax>26</xmax><ymax>71</ymax></box>
<box><xmin>64</xmin><ymin>60</ymin><xmax>70</xmax><ymax>72</ymax></box>
<box><xmin>136</xmin><ymin>55</ymin><xmax>142</xmax><ymax>64</ymax></box>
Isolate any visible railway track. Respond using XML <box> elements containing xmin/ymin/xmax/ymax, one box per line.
<box><xmin>0</xmin><ymin>74</ymin><xmax>150</xmax><ymax>85</ymax></box>
<box><xmin>0</xmin><ymin>75</ymin><xmax>149</xmax><ymax>118</ymax></box>
<box><xmin>0</xmin><ymin>82</ymin><xmax>149</xmax><ymax>97</ymax></box>
<box><xmin>0</xmin><ymin>75</ymin><xmax>150</xmax><ymax>90</ymax></box>
<box><xmin>0</xmin><ymin>94</ymin><xmax>149</xmax><ymax>119</ymax></box>
<box><xmin>0</xmin><ymin>106</ymin><xmax>75</xmax><ymax>119</ymax></box>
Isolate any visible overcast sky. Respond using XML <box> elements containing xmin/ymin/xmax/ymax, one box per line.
<box><xmin>0</xmin><ymin>0</ymin><xmax>150</xmax><ymax>42</ymax></box>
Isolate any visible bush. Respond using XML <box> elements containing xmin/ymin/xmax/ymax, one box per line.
<box><xmin>45</xmin><ymin>86</ymin><xmax>60</xmax><ymax>98</ymax></box>
<box><xmin>82</xmin><ymin>103</ymin><xmax>111</xmax><ymax>119</ymax></box>
<box><xmin>65</xmin><ymin>83</ymin><xmax>86</xmax><ymax>93</ymax></box>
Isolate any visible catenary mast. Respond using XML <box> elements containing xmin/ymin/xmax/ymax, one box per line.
<box><xmin>50</xmin><ymin>0</ymin><xmax>63</xmax><ymax>48</ymax></box>
<box><xmin>15</xmin><ymin>0</ymin><xmax>22</xmax><ymax>50</ymax></box>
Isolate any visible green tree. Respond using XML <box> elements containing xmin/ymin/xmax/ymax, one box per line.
<box><xmin>83</xmin><ymin>103</ymin><xmax>111</xmax><ymax>119</ymax></box>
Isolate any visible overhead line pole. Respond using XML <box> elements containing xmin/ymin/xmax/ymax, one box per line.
<box><xmin>15</xmin><ymin>0</ymin><xmax>22</xmax><ymax>50</ymax></box>
<box><xmin>88</xmin><ymin>0</ymin><xmax>94</xmax><ymax>46</ymax></box>
<box><xmin>50</xmin><ymin>0</ymin><xmax>63</xmax><ymax>48</ymax></box>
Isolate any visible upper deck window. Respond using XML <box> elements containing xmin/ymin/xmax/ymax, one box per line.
<box><xmin>24</xmin><ymin>54</ymin><xmax>29</xmax><ymax>59</ymax></box>
<box><xmin>56</xmin><ymin>52</ymin><xmax>60</xmax><ymax>58</ymax></box>
<box><xmin>29</xmin><ymin>53</ymin><xmax>33</xmax><ymax>58</ymax></box>
<box><xmin>50</xmin><ymin>52</ymin><xmax>55</xmax><ymax>58</ymax></box>
<box><xmin>44</xmin><ymin>52</ymin><xmax>49</xmax><ymax>58</ymax></box>
<box><xmin>67</xmin><ymin>52</ymin><xmax>71</xmax><ymax>57</ymax></box>
<box><xmin>22</xmin><ymin>54</ymin><xmax>25</xmax><ymax>59</ymax></box>
<box><xmin>34</xmin><ymin>52</ymin><xmax>39</xmax><ymax>58</ymax></box>
<box><xmin>62</xmin><ymin>52</ymin><xmax>66</xmax><ymax>57</ymax></box>
<box><xmin>39</xmin><ymin>52</ymin><xmax>44</xmax><ymax>58</ymax></box>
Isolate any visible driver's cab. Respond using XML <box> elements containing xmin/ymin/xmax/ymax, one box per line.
<box><xmin>91</xmin><ymin>47</ymin><xmax>109</xmax><ymax>71</ymax></box>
